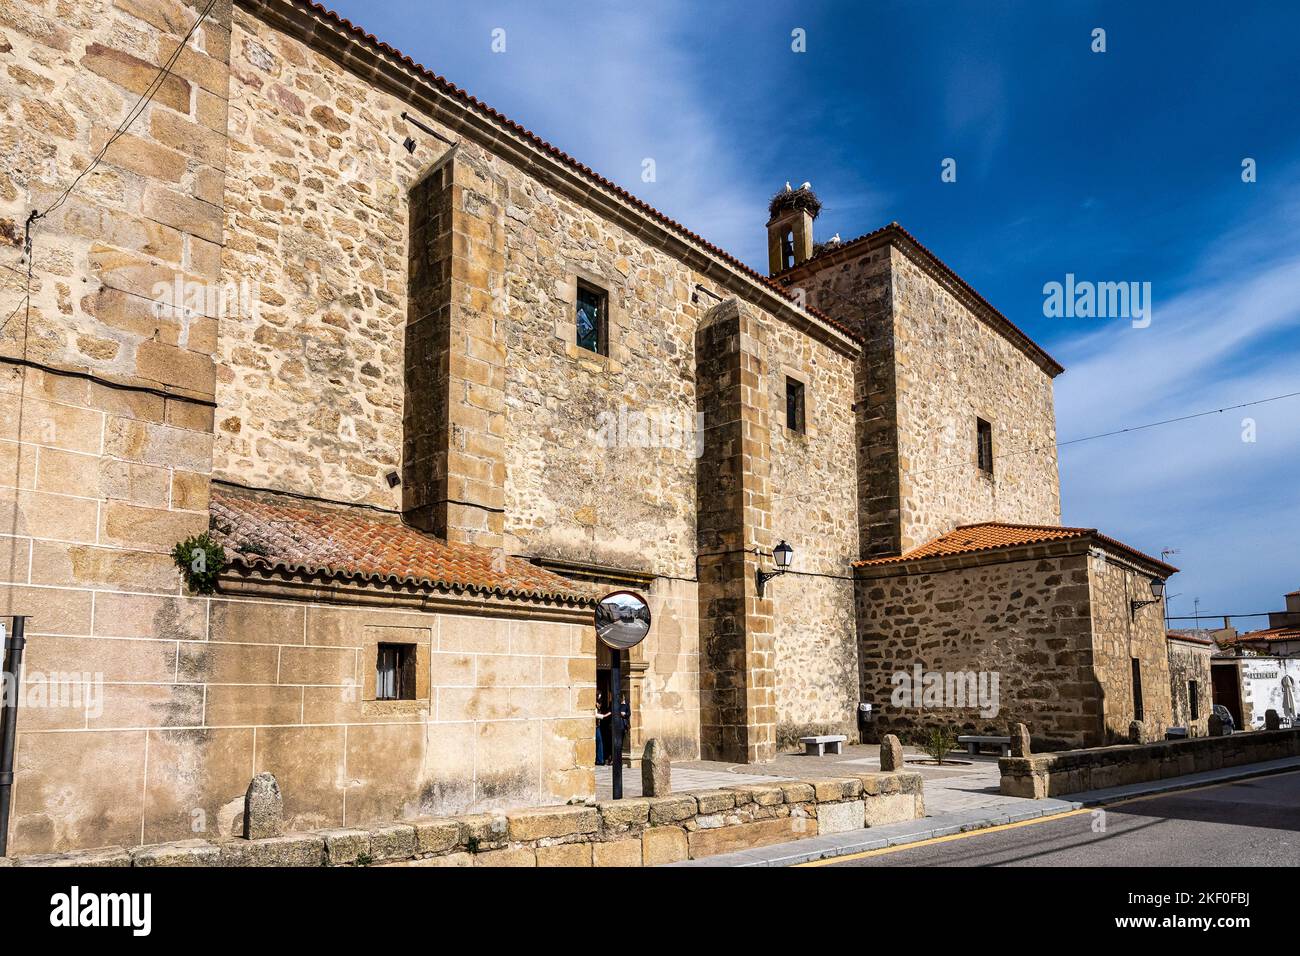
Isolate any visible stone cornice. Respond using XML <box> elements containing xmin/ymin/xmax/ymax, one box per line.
<box><xmin>217</xmin><ymin>563</ymin><xmax>594</xmax><ymax>624</ymax></box>
<box><xmin>235</xmin><ymin>0</ymin><xmax>860</xmax><ymax>359</ymax></box>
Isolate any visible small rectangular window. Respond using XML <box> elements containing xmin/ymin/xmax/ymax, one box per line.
<box><xmin>1189</xmin><ymin>680</ymin><xmax>1199</xmax><ymax>720</ymax></box>
<box><xmin>376</xmin><ymin>643</ymin><xmax>416</xmax><ymax>701</ymax></box>
<box><xmin>1131</xmin><ymin>658</ymin><xmax>1144</xmax><ymax>722</ymax></box>
<box><xmin>576</xmin><ymin>282</ymin><xmax>608</xmax><ymax>356</ymax></box>
<box><xmin>785</xmin><ymin>377</ymin><xmax>805</xmax><ymax>433</ymax></box>
<box><xmin>977</xmin><ymin>418</ymin><xmax>993</xmax><ymax>475</ymax></box>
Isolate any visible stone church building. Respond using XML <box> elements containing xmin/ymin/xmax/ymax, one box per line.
<box><xmin>0</xmin><ymin>0</ymin><xmax>1175</xmax><ymax>854</ymax></box>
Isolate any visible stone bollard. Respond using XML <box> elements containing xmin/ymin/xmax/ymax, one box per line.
<box><xmin>1010</xmin><ymin>722</ymin><xmax>1031</xmax><ymax>757</ymax></box>
<box><xmin>1265</xmin><ymin>709</ymin><xmax>1281</xmax><ymax>731</ymax></box>
<box><xmin>879</xmin><ymin>733</ymin><xmax>904</xmax><ymax>771</ymax></box>
<box><xmin>641</xmin><ymin>738</ymin><xmax>671</xmax><ymax>796</ymax></box>
<box><xmin>1127</xmin><ymin>720</ymin><xmax>1145</xmax><ymax>744</ymax></box>
<box><xmin>244</xmin><ymin>772</ymin><xmax>284</xmax><ymax>840</ymax></box>
<box><xmin>1208</xmin><ymin>713</ymin><xmax>1226</xmax><ymax>737</ymax></box>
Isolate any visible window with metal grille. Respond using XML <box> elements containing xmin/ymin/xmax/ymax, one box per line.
<box><xmin>1131</xmin><ymin>658</ymin><xmax>1144</xmax><ymax>722</ymax></box>
<box><xmin>576</xmin><ymin>281</ymin><xmax>608</xmax><ymax>356</ymax></box>
<box><xmin>785</xmin><ymin>377</ymin><xmax>805</xmax><ymax>433</ymax></box>
<box><xmin>977</xmin><ymin>417</ymin><xmax>993</xmax><ymax>475</ymax></box>
<box><xmin>376</xmin><ymin>643</ymin><xmax>416</xmax><ymax>701</ymax></box>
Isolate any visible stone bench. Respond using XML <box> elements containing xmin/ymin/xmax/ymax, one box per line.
<box><xmin>800</xmin><ymin>734</ymin><xmax>847</xmax><ymax>756</ymax></box>
<box><xmin>958</xmin><ymin>735</ymin><xmax>1010</xmax><ymax>756</ymax></box>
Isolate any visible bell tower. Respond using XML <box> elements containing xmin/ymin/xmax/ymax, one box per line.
<box><xmin>766</xmin><ymin>182</ymin><xmax>820</xmax><ymax>274</ymax></box>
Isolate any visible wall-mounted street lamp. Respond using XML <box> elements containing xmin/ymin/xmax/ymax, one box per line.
<box><xmin>1130</xmin><ymin>577</ymin><xmax>1167</xmax><ymax>621</ymax></box>
<box><xmin>756</xmin><ymin>540</ymin><xmax>794</xmax><ymax>597</ymax></box>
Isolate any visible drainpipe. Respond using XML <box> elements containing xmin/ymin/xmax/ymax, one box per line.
<box><xmin>0</xmin><ymin>616</ymin><xmax>28</xmax><ymax>857</ymax></box>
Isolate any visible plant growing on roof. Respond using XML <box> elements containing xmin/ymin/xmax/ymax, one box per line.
<box><xmin>172</xmin><ymin>532</ymin><xmax>227</xmax><ymax>594</ymax></box>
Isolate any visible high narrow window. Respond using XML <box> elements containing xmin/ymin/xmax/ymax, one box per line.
<box><xmin>1189</xmin><ymin>680</ymin><xmax>1199</xmax><ymax>720</ymax></box>
<box><xmin>976</xmin><ymin>418</ymin><xmax>993</xmax><ymax>475</ymax></box>
<box><xmin>576</xmin><ymin>282</ymin><xmax>608</xmax><ymax>355</ymax></box>
<box><xmin>376</xmin><ymin>643</ymin><xmax>416</xmax><ymax>701</ymax></box>
<box><xmin>1131</xmin><ymin>658</ymin><xmax>1144</xmax><ymax>722</ymax></box>
<box><xmin>785</xmin><ymin>377</ymin><xmax>805</xmax><ymax>433</ymax></box>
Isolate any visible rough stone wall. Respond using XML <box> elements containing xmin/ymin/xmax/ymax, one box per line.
<box><xmin>1167</xmin><ymin>639</ymin><xmax>1212</xmax><ymax>734</ymax></box>
<box><xmin>788</xmin><ymin>245</ymin><xmax>898</xmax><ymax>559</ymax></box>
<box><xmin>215</xmin><ymin>8</ymin><xmax>418</xmax><ymax>508</ymax></box>
<box><xmin>789</xmin><ymin>243</ymin><xmax>1061</xmax><ymax>557</ymax></box>
<box><xmin>8</xmin><ymin>593</ymin><xmax>593</xmax><ymax>855</ymax></box>
<box><xmin>764</xmin><ymin>310</ymin><xmax>859</xmax><ymax>747</ymax></box>
<box><xmin>1087</xmin><ymin>555</ymin><xmax>1173</xmax><ymax>741</ymax></box>
<box><xmin>888</xmin><ymin>247</ymin><xmax>1060</xmax><ymax>551</ymax></box>
<box><xmin>856</xmin><ymin>552</ymin><xmax>1104</xmax><ymax>749</ymax></box>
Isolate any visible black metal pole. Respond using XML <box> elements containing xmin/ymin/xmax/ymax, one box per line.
<box><xmin>0</xmin><ymin>616</ymin><xmax>28</xmax><ymax>858</ymax></box>
<box><xmin>610</xmin><ymin>657</ymin><xmax>623</xmax><ymax>800</ymax></box>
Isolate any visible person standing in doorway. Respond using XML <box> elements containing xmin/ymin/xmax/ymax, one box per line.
<box><xmin>616</xmin><ymin>693</ymin><xmax>631</xmax><ymax>764</ymax></box>
<box><xmin>595</xmin><ymin>693</ymin><xmax>611</xmax><ymax>766</ymax></box>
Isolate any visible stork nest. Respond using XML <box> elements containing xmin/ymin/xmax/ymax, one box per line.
<box><xmin>768</xmin><ymin>185</ymin><xmax>822</xmax><ymax>220</ymax></box>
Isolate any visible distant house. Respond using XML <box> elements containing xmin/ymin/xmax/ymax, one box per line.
<box><xmin>1211</xmin><ymin>588</ymin><xmax>1300</xmax><ymax>728</ymax></box>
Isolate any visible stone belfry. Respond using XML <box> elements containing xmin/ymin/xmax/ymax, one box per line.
<box><xmin>766</xmin><ymin>182</ymin><xmax>821</xmax><ymax>274</ymax></box>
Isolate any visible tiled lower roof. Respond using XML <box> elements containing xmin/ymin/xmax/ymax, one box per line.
<box><xmin>1166</xmin><ymin>630</ymin><xmax>1218</xmax><ymax>646</ymax></box>
<box><xmin>853</xmin><ymin>521</ymin><xmax>1178</xmax><ymax>575</ymax></box>
<box><xmin>1221</xmin><ymin>627</ymin><xmax>1300</xmax><ymax>645</ymax></box>
<box><xmin>209</xmin><ymin>487</ymin><xmax>596</xmax><ymax>605</ymax></box>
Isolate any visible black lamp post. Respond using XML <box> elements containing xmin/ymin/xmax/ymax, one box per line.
<box><xmin>756</xmin><ymin>540</ymin><xmax>794</xmax><ymax>596</ymax></box>
<box><xmin>1130</xmin><ymin>577</ymin><xmax>1166</xmax><ymax>620</ymax></box>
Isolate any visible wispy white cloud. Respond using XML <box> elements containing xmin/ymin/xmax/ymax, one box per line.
<box><xmin>1054</xmin><ymin>192</ymin><xmax>1300</xmax><ymax>619</ymax></box>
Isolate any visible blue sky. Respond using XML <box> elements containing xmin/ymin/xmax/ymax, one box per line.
<box><xmin>327</xmin><ymin>0</ymin><xmax>1300</xmax><ymax>624</ymax></box>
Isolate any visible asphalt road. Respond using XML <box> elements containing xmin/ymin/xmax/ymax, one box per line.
<box><xmin>826</xmin><ymin>770</ymin><xmax>1300</xmax><ymax>866</ymax></box>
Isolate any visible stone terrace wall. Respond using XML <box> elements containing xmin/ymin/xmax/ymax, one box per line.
<box><xmin>1000</xmin><ymin>727</ymin><xmax>1300</xmax><ymax>799</ymax></box>
<box><xmin>4</xmin><ymin>769</ymin><xmax>925</xmax><ymax>867</ymax></box>
<box><xmin>857</xmin><ymin>551</ymin><xmax>1104</xmax><ymax>749</ymax></box>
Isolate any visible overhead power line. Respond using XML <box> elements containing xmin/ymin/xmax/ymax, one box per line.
<box><xmin>770</xmin><ymin>388</ymin><xmax>1300</xmax><ymax>503</ymax></box>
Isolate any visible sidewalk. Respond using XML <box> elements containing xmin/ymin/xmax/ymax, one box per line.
<box><xmin>666</xmin><ymin>754</ymin><xmax>1300</xmax><ymax>866</ymax></box>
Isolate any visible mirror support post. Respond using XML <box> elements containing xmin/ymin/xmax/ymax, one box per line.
<box><xmin>611</xmin><ymin>656</ymin><xmax>623</xmax><ymax>799</ymax></box>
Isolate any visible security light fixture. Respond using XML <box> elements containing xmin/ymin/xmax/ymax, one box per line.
<box><xmin>756</xmin><ymin>540</ymin><xmax>794</xmax><ymax>596</ymax></box>
<box><xmin>1131</xmin><ymin>577</ymin><xmax>1167</xmax><ymax>620</ymax></box>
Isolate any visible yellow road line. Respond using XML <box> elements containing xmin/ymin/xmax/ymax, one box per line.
<box><xmin>797</xmin><ymin>808</ymin><xmax>1092</xmax><ymax>866</ymax></box>
<box><xmin>797</xmin><ymin>766</ymin><xmax>1300</xmax><ymax>867</ymax></box>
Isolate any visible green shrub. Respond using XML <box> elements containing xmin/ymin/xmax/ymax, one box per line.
<box><xmin>918</xmin><ymin>727</ymin><xmax>958</xmax><ymax>765</ymax></box>
<box><xmin>172</xmin><ymin>532</ymin><xmax>227</xmax><ymax>594</ymax></box>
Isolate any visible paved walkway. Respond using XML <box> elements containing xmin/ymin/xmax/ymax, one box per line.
<box><xmin>667</xmin><ymin>755</ymin><xmax>1300</xmax><ymax>866</ymax></box>
<box><xmin>595</xmin><ymin>742</ymin><xmax>1014</xmax><ymax>813</ymax></box>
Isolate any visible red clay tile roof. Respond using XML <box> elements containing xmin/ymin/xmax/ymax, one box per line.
<box><xmin>1220</xmin><ymin>627</ymin><xmax>1300</xmax><ymax>645</ymax></box>
<box><xmin>853</xmin><ymin>521</ymin><xmax>1178</xmax><ymax>575</ymax></box>
<box><xmin>775</xmin><ymin>221</ymin><xmax>1064</xmax><ymax>377</ymax></box>
<box><xmin>210</xmin><ymin>487</ymin><xmax>596</xmax><ymax>605</ymax></box>
<box><xmin>271</xmin><ymin>1</ymin><xmax>859</xmax><ymax>345</ymax></box>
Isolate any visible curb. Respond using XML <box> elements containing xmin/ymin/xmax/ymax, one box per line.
<box><xmin>670</xmin><ymin>756</ymin><xmax>1300</xmax><ymax>867</ymax></box>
